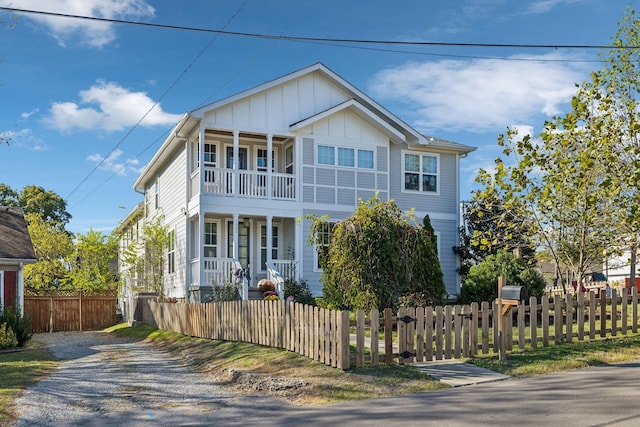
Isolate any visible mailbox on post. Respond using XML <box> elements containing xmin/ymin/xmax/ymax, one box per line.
<box><xmin>501</xmin><ymin>285</ymin><xmax>528</xmax><ymax>302</ymax></box>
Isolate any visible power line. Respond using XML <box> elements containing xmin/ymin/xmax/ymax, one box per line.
<box><xmin>2</xmin><ymin>5</ymin><xmax>639</xmax><ymax>51</ymax></box>
<box><xmin>65</xmin><ymin>1</ymin><xmax>249</xmax><ymax>203</ymax></box>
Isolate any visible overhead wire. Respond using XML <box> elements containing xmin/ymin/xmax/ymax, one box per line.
<box><xmin>2</xmin><ymin>5</ymin><xmax>639</xmax><ymax>51</ymax></box>
<box><xmin>64</xmin><ymin>1</ymin><xmax>249</xmax><ymax>204</ymax></box>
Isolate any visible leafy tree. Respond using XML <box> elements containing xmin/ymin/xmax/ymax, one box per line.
<box><xmin>18</xmin><ymin>185</ymin><xmax>71</xmax><ymax>228</ymax></box>
<box><xmin>0</xmin><ymin>184</ymin><xmax>18</xmax><ymax>206</ymax></box>
<box><xmin>23</xmin><ymin>213</ymin><xmax>74</xmax><ymax>289</ymax></box>
<box><xmin>455</xmin><ymin>188</ymin><xmax>536</xmax><ymax>278</ymax></box>
<box><xmin>477</xmin><ymin>78</ymin><xmax>616</xmax><ymax>290</ymax></box>
<box><xmin>460</xmin><ymin>250</ymin><xmax>546</xmax><ymax>304</ymax></box>
<box><xmin>590</xmin><ymin>7</ymin><xmax>640</xmax><ymax>288</ymax></box>
<box><xmin>308</xmin><ymin>196</ymin><xmax>445</xmax><ymax>312</ymax></box>
<box><xmin>64</xmin><ymin>229</ymin><xmax>118</xmax><ymax>293</ymax></box>
<box><xmin>121</xmin><ymin>215</ymin><xmax>169</xmax><ymax>297</ymax></box>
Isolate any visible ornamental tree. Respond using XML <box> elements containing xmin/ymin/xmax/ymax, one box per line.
<box><xmin>308</xmin><ymin>196</ymin><xmax>445</xmax><ymax>312</ymax></box>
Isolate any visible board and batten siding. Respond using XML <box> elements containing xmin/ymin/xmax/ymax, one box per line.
<box><xmin>203</xmin><ymin>73</ymin><xmax>351</xmax><ymax>133</ymax></box>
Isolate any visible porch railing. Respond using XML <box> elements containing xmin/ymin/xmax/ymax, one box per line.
<box><xmin>193</xmin><ymin>167</ymin><xmax>295</xmax><ymax>200</ymax></box>
<box><xmin>191</xmin><ymin>258</ymin><xmax>249</xmax><ymax>299</ymax></box>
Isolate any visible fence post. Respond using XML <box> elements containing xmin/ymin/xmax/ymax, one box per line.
<box><xmin>497</xmin><ymin>275</ymin><xmax>507</xmax><ymax>362</ymax></box>
<box><xmin>338</xmin><ymin>310</ymin><xmax>350</xmax><ymax>370</ymax></box>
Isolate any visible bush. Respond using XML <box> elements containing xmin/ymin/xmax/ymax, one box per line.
<box><xmin>0</xmin><ymin>322</ymin><xmax>18</xmax><ymax>349</ymax></box>
<box><xmin>211</xmin><ymin>282</ymin><xmax>240</xmax><ymax>301</ymax></box>
<box><xmin>283</xmin><ymin>277</ymin><xmax>315</xmax><ymax>305</ymax></box>
<box><xmin>0</xmin><ymin>307</ymin><xmax>32</xmax><ymax>347</ymax></box>
<box><xmin>460</xmin><ymin>250</ymin><xmax>546</xmax><ymax>304</ymax></box>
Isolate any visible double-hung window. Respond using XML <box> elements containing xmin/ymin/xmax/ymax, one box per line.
<box><xmin>403</xmin><ymin>151</ymin><xmax>439</xmax><ymax>193</ymax></box>
<box><xmin>260</xmin><ymin>225</ymin><xmax>279</xmax><ymax>271</ymax></box>
<box><xmin>167</xmin><ymin>230</ymin><xmax>175</xmax><ymax>274</ymax></box>
<box><xmin>314</xmin><ymin>222</ymin><xmax>335</xmax><ymax>271</ymax></box>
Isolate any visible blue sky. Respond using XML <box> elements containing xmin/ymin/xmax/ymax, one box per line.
<box><xmin>0</xmin><ymin>0</ymin><xmax>630</xmax><ymax>234</ymax></box>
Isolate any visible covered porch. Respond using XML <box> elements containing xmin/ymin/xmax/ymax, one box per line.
<box><xmin>188</xmin><ymin>213</ymin><xmax>301</xmax><ymax>300</ymax></box>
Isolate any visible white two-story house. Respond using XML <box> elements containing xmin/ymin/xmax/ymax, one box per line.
<box><xmin>117</xmin><ymin>63</ymin><xmax>475</xmax><ymax>303</ymax></box>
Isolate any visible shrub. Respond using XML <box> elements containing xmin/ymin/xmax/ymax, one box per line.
<box><xmin>460</xmin><ymin>250</ymin><xmax>546</xmax><ymax>304</ymax></box>
<box><xmin>264</xmin><ymin>295</ymin><xmax>280</xmax><ymax>301</ymax></box>
<box><xmin>0</xmin><ymin>322</ymin><xmax>18</xmax><ymax>349</ymax></box>
<box><xmin>0</xmin><ymin>307</ymin><xmax>32</xmax><ymax>347</ymax></box>
<box><xmin>283</xmin><ymin>277</ymin><xmax>315</xmax><ymax>305</ymax></box>
<box><xmin>211</xmin><ymin>282</ymin><xmax>240</xmax><ymax>301</ymax></box>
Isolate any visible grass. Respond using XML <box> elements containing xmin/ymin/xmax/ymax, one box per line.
<box><xmin>6</xmin><ymin>323</ymin><xmax>640</xmax><ymax>424</ymax></box>
<box><xmin>469</xmin><ymin>333</ymin><xmax>640</xmax><ymax>376</ymax></box>
<box><xmin>0</xmin><ymin>341</ymin><xmax>59</xmax><ymax>423</ymax></box>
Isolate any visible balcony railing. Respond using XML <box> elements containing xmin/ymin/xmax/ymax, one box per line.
<box><xmin>192</xmin><ymin>167</ymin><xmax>295</xmax><ymax>200</ymax></box>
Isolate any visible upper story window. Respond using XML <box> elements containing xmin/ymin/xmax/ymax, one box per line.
<box><xmin>285</xmin><ymin>145</ymin><xmax>294</xmax><ymax>174</ymax></box>
<box><xmin>204</xmin><ymin>143</ymin><xmax>217</xmax><ymax>166</ymax></box>
<box><xmin>317</xmin><ymin>145</ymin><xmax>375</xmax><ymax>169</ymax></box>
<box><xmin>338</xmin><ymin>148</ymin><xmax>354</xmax><ymax>167</ymax></box>
<box><xmin>256</xmin><ymin>148</ymin><xmax>275</xmax><ymax>172</ymax></box>
<box><xmin>357</xmin><ymin>149</ymin><xmax>374</xmax><ymax>169</ymax></box>
<box><xmin>402</xmin><ymin>151</ymin><xmax>439</xmax><ymax>193</ymax></box>
<box><xmin>318</xmin><ymin>145</ymin><xmax>335</xmax><ymax>165</ymax></box>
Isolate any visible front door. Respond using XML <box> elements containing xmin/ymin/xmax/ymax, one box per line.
<box><xmin>228</xmin><ymin>221</ymin><xmax>250</xmax><ymax>276</ymax></box>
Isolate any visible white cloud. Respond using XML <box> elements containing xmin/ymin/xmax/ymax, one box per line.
<box><xmin>368</xmin><ymin>54</ymin><xmax>587</xmax><ymax>133</ymax></box>
<box><xmin>87</xmin><ymin>149</ymin><xmax>141</xmax><ymax>176</ymax></box>
<box><xmin>44</xmin><ymin>80</ymin><xmax>182</xmax><ymax>132</ymax></box>
<box><xmin>20</xmin><ymin>108</ymin><xmax>39</xmax><ymax>119</ymax></box>
<box><xmin>523</xmin><ymin>0</ymin><xmax>586</xmax><ymax>15</ymax></box>
<box><xmin>3</xmin><ymin>0</ymin><xmax>154</xmax><ymax>47</ymax></box>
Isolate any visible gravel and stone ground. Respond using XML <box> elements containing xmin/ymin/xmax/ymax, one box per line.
<box><xmin>11</xmin><ymin>331</ymin><xmax>292</xmax><ymax>426</ymax></box>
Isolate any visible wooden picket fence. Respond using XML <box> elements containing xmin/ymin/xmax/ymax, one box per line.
<box><xmin>24</xmin><ymin>289</ymin><xmax>118</xmax><ymax>333</ymax></box>
<box><xmin>139</xmin><ymin>287</ymin><xmax>640</xmax><ymax>370</ymax></box>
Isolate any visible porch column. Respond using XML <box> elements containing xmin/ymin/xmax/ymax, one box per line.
<box><xmin>266</xmin><ymin>215</ymin><xmax>273</xmax><ymax>266</ymax></box>
<box><xmin>232</xmin><ymin>213</ymin><xmax>239</xmax><ymax>260</ymax></box>
<box><xmin>267</xmin><ymin>134</ymin><xmax>273</xmax><ymax>199</ymax></box>
<box><xmin>233</xmin><ymin>130</ymin><xmax>239</xmax><ymax>196</ymax></box>
<box><xmin>198</xmin><ymin>213</ymin><xmax>205</xmax><ymax>288</ymax></box>
<box><xmin>295</xmin><ymin>217</ymin><xmax>303</xmax><ymax>281</ymax></box>
<box><xmin>199</xmin><ymin>126</ymin><xmax>205</xmax><ymax>194</ymax></box>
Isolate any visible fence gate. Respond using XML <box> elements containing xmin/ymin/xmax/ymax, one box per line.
<box><xmin>396</xmin><ymin>305</ymin><xmax>476</xmax><ymax>364</ymax></box>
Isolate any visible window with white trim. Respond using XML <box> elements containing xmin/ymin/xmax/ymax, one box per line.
<box><xmin>167</xmin><ymin>229</ymin><xmax>175</xmax><ymax>274</ymax></box>
<box><xmin>357</xmin><ymin>149</ymin><xmax>374</xmax><ymax>169</ymax></box>
<box><xmin>314</xmin><ymin>222</ymin><xmax>335</xmax><ymax>271</ymax></box>
<box><xmin>204</xmin><ymin>222</ymin><xmax>218</xmax><ymax>258</ymax></box>
<box><xmin>317</xmin><ymin>145</ymin><xmax>375</xmax><ymax>169</ymax></box>
<box><xmin>260</xmin><ymin>225</ymin><xmax>279</xmax><ymax>271</ymax></box>
<box><xmin>318</xmin><ymin>145</ymin><xmax>335</xmax><ymax>165</ymax></box>
<box><xmin>403</xmin><ymin>151</ymin><xmax>439</xmax><ymax>193</ymax></box>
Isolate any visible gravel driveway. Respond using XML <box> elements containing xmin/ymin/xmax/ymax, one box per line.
<box><xmin>11</xmin><ymin>331</ymin><xmax>290</xmax><ymax>426</ymax></box>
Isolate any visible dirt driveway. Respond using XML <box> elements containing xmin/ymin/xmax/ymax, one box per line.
<box><xmin>11</xmin><ymin>331</ymin><xmax>290</xmax><ymax>426</ymax></box>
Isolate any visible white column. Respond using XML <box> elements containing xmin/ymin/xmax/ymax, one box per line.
<box><xmin>232</xmin><ymin>213</ymin><xmax>239</xmax><ymax>260</ymax></box>
<box><xmin>267</xmin><ymin>134</ymin><xmax>273</xmax><ymax>199</ymax></box>
<box><xmin>199</xmin><ymin>126</ymin><xmax>205</xmax><ymax>194</ymax></box>
<box><xmin>233</xmin><ymin>130</ymin><xmax>239</xmax><ymax>196</ymax></box>
<box><xmin>198</xmin><ymin>213</ymin><xmax>205</xmax><ymax>289</ymax></box>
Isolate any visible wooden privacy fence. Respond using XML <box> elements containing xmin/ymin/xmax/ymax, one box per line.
<box><xmin>141</xmin><ymin>299</ymin><xmax>351</xmax><ymax>370</ymax></box>
<box><xmin>139</xmin><ymin>287</ymin><xmax>640</xmax><ymax>370</ymax></box>
<box><xmin>24</xmin><ymin>289</ymin><xmax>118</xmax><ymax>333</ymax></box>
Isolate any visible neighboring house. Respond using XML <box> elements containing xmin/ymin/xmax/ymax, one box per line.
<box><xmin>117</xmin><ymin>63</ymin><xmax>476</xmax><ymax>302</ymax></box>
<box><xmin>0</xmin><ymin>206</ymin><xmax>36</xmax><ymax>314</ymax></box>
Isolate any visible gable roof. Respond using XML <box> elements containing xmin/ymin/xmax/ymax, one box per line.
<box><xmin>134</xmin><ymin>63</ymin><xmax>475</xmax><ymax>190</ymax></box>
<box><xmin>0</xmin><ymin>206</ymin><xmax>36</xmax><ymax>264</ymax></box>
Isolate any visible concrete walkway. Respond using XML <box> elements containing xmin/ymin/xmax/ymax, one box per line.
<box><xmin>413</xmin><ymin>359</ymin><xmax>509</xmax><ymax>387</ymax></box>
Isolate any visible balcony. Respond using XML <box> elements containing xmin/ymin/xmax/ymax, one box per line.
<box><xmin>191</xmin><ymin>167</ymin><xmax>295</xmax><ymax>200</ymax></box>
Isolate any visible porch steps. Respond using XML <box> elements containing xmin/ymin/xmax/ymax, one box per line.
<box><xmin>248</xmin><ymin>287</ymin><xmax>263</xmax><ymax>300</ymax></box>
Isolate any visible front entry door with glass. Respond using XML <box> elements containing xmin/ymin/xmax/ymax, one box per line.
<box><xmin>228</xmin><ymin>220</ymin><xmax>250</xmax><ymax>278</ymax></box>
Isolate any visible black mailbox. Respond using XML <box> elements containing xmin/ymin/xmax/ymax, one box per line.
<box><xmin>502</xmin><ymin>285</ymin><xmax>528</xmax><ymax>301</ymax></box>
